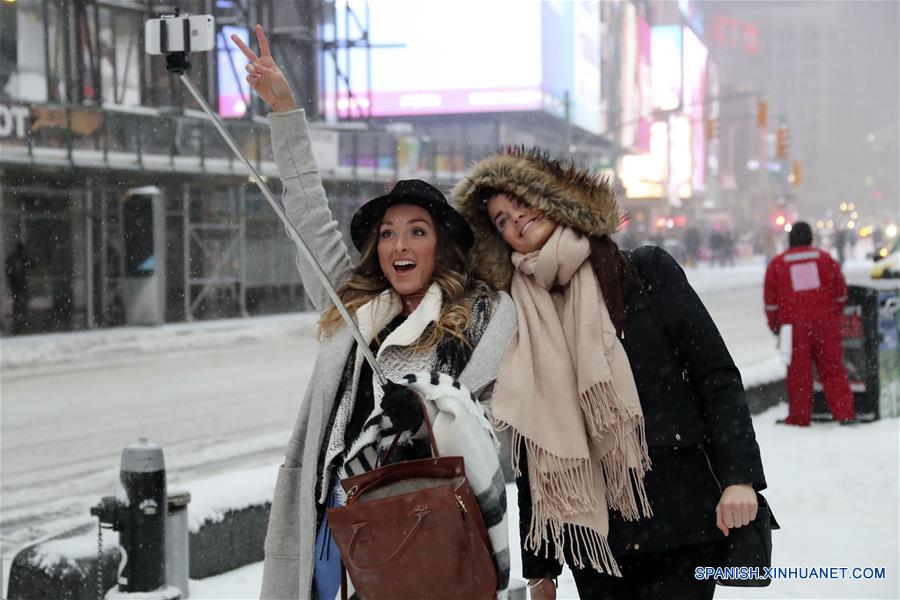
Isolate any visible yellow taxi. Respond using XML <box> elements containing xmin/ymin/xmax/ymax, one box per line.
<box><xmin>872</xmin><ymin>237</ymin><xmax>900</xmax><ymax>279</ymax></box>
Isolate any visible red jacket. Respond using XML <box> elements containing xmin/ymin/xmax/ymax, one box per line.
<box><xmin>764</xmin><ymin>245</ymin><xmax>848</xmax><ymax>333</ymax></box>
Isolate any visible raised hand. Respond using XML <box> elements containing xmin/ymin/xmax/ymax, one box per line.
<box><xmin>230</xmin><ymin>24</ymin><xmax>296</xmax><ymax>112</ymax></box>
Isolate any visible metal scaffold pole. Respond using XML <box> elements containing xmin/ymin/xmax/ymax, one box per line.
<box><xmin>175</xmin><ymin>71</ymin><xmax>386</xmax><ymax>386</ymax></box>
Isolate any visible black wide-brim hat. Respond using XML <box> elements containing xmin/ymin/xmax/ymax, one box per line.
<box><xmin>350</xmin><ymin>179</ymin><xmax>475</xmax><ymax>252</ymax></box>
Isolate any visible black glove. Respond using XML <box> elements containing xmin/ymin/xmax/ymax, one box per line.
<box><xmin>380</xmin><ymin>381</ymin><xmax>425</xmax><ymax>434</ymax></box>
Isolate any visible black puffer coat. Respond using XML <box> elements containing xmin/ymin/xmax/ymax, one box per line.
<box><xmin>517</xmin><ymin>245</ymin><xmax>767</xmax><ymax>578</ymax></box>
<box><xmin>452</xmin><ymin>147</ymin><xmax>766</xmax><ymax>578</ymax></box>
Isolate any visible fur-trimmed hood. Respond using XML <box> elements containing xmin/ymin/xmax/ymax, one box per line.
<box><xmin>452</xmin><ymin>147</ymin><xmax>624</xmax><ymax>290</ymax></box>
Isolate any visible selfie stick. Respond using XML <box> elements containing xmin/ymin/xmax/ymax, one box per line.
<box><xmin>161</xmin><ymin>29</ymin><xmax>387</xmax><ymax>386</ymax></box>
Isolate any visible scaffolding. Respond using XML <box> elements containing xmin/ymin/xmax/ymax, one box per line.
<box><xmin>0</xmin><ymin>0</ymin><xmax>491</xmax><ymax>335</ymax></box>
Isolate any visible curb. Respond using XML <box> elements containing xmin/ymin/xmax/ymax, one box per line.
<box><xmin>7</xmin><ymin>504</ymin><xmax>271</xmax><ymax>600</ymax></box>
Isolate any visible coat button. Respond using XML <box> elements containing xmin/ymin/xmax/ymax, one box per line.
<box><xmin>675</xmin><ymin>433</ymin><xmax>682</xmax><ymax>441</ymax></box>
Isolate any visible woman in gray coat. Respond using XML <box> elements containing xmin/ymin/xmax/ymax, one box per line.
<box><xmin>232</xmin><ymin>27</ymin><xmax>517</xmax><ymax>599</ymax></box>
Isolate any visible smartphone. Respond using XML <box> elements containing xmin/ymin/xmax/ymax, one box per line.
<box><xmin>145</xmin><ymin>14</ymin><xmax>216</xmax><ymax>55</ymax></box>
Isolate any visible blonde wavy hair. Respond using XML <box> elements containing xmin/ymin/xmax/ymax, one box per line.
<box><xmin>318</xmin><ymin>219</ymin><xmax>491</xmax><ymax>351</ymax></box>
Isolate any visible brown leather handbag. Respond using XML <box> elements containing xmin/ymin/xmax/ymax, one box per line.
<box><xmin>326</xmin><ymin>398</ymin><xmax>498</xmax><ymax>600</ymax></box>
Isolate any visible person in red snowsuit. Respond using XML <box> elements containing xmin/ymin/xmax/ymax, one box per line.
<box><xmin>764</xmin><ymin>222</ymin><xmax>855</xmax><ymax>425</ymax></box>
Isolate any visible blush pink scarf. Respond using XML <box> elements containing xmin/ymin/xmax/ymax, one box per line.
<box><xmin>493</xmin><ymin>226</ymin><xmax>652</xmax><ymax>575</ymax></box>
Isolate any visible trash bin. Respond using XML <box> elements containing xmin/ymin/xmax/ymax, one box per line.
<box><xmin>813</xmin><ymin>283</ymin><xmax>900</xmax><ymax>421</ymax></box>
<box><xmin>167</xmin><ymin>489</ymin><xmax>192</xmax><ymax>598</ymax></box>
<box><xmin>875</xmin><ymin>283</ymin><xmax>900</xmax><ymax>418</ymax></box>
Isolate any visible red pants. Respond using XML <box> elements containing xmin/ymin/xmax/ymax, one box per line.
<box><xmin>785</xmin><ymin>319</ymin><xmax>855</xmax><ymax>425</ymax></box>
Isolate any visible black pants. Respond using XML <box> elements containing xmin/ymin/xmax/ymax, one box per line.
<box><xmin>570</xmin><ymin>541</ymin><xmax>725</xmax><ymax>600</ymax></box>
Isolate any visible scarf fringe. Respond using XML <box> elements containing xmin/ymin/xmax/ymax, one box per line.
<box><xmin>579</xmin><ymin>382</ymin><xmax>653</xmax><ymax>520</ymax></box>
<box><xmin>525</xmin><ymin>511</ymin><xmax>623</xmax><ymax>578</ymax></box>
<box><xmin>506</xmin><ymin>426</ymin><xmax>600</xmax><ymax>517</ymax></box>
<box><xmin>567</xmin><ymin>523</ymin><xmax>622</xmax><ymax>577</ymax></box>
<box><xmin>579</xmin><ymin>380</ymin><xmax>634</xmax><ymax>436</ymax></box>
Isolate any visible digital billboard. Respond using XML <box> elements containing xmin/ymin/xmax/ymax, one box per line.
<box><xmin>620</xmin><ymin>121</ymin><xmax>668</xmax><ymax>199</ymax></box>
<box><xmin>706</xmin><ymin>60</ymin><xmax>720</xmax><ymax>178</ymax></box>
<box><xmin>325</xmin><ymin>0</ymin><xmax>604</xmax><ymax>134</ymax></box>
<box><xmin>636</xmin><ymin>14</ymin><xmax>652</xmax><ymax>152</ymax></box>
<box><xmin>682</xmin><ymin>26</ymin><xmax>707</xmax><ymax>192</ymax></box>
<box><xmin>569</xmin><ymin>1</ymin><xmax>601</xmax><ymax>133</ymax></box>
<box><xmin>651</xmin><ymin>25</ymin><xmax>681</xmax><ymax>111</ymax></box>
<box><xmin>619</xmin><ymin>3</ymin><xmax>638</xmax><ymax>149</ymax></box>
<box><xmin>668</xmin><ymin>114</ymin><xmax>692</xmax><ymax>206</ymax></box>
<box><xmin>218</xmin><ymin>25</ymin><xmax>251</xmax><ymax>118</ymax></box>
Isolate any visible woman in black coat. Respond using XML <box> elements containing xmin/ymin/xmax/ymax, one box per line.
<box><xmin>453</xmin><ymin>148</ymin><xmax>767</xmax><ymax>600</ymax></box>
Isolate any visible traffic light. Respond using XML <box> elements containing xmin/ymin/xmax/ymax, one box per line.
<box><xmin>792</xmin><ymin>160</ymin><xmax>803</xmax><ymax>186</ymax></box>
<box><xmin>757</xmin><ymin>99</ymin><xmax>767</xmax><ymax>128</ymax></box>
<box><xmin>705</xmin><ymin>117</ymin><xmax>719</xmax><ymax>141</ymax></box>
<box><xmin>776</xmin><ymin>125</ymin><xmax>790</xmax><ymax>158</ymax></box>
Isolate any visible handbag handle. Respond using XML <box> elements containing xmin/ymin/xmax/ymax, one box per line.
<box><xmin>346</xmin><ymin>508</ymin><xmax>432</xmax><ymax>570</ymax></box>
<box><xmin>380</xmin><ymin>391</ymin><xmax>440</xmax><ymax>463</ymax></box>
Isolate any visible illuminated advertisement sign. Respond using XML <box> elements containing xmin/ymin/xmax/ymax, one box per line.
<box><xmin>706</xmin><ymin>60</ymin><xmax>720</xmax><ymax>178</ymax></box>
<box><xmin>710</xmin><ymin>15</ymin><xmax>759</xmax><ymax>54</ymax></box>
<box><xmin>651</xmin><ymin>25</ymin><xmax>682</xmax><ymax>111</ymax></box>
<box><xmin>682</xmin><ymin>26</ymin><xmax>707</xmax><ymax>192</ymax></box>
<box><xmin>326</xmin><ymin>0</ymin><xmax>604</xmax><ymax>134</ymax></box>
<box><xmin>679</xmin><ymin>0</ymin><xmax>705</xmax><ymax>37</ymax></box>
<box><xmin>218</xmin><ymin>25</ymin><xmax>251</xmax><ymax>118</ymax></box>
<box><xmin>636</xmin><ymin>14</ymin><xmax>652</xmax><ymax>153</ymax></box>
<box><xmin>571</xmin><ymin>1</ymin><xmax>602</xmax><ymax>134</ymax></box>
<box><xmin>620</xmin><ymin>120</ymin><xmax>668</xmax><ymax>199</ymax></box>
<box><xmin>668</xmin><ymin>114</ymin><xmax>692</xmax><ymax>205</ymax></box>
<box><xmin>619</xmin><ymin>3</ymin><xmax>638</xmax><ymax>149</ymax></box>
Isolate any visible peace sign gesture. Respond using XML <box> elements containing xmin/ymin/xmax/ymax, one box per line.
<box><xmin>231</xmin><ymin>24</ymin><xmax>296</xmax><ymax>113</ymax></box>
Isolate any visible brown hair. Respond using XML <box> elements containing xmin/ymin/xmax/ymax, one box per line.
<box><xmin>318</xmin><ymin>219</ymin><xmax>489</xmax><ymax>350</ymax></box>
<box><xmin>589</xmin><ymin>234</ymin><xmax>634</xmax><ymax>338</ymax></box>
<box><xmin>482</xmin><ymin>193</ymin><xmax>632</xmax><ymax>336</ymax></box>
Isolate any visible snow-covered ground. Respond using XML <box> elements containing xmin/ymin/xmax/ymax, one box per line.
<box><xmin>182</xmin><ymin>405</ymin><xmax>899</xmax><ymax>600</ymax></box>
<box><xmin>171</xmin><ymin>404</ymin><xmax>900</xmax><ymax>600</ymax></box>
<box><xmin>2</xmin><ymin>258</ymin><xmax>893</xmax><ymax>599</ymax></box>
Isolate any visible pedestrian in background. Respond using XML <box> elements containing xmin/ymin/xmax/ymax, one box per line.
<box><xmin>834</xmin><ymin>228</ymin><xmax>847</xmax><ymax>266</ymax></box>
<box><xmin>764</xmin><ymin>222</ymin><xmax>856</xmax><ymax>426</ymax></box>
<box><xmin>684</xmin><ymin>226</ymin><xmax>701</xmax><ymax>267</ymax></box>
<box><xmin>454</xmin><ymin>148</ymin><xmax>766</xmax><ymax>600</ymax></box>
<box><xmin>5</xmin><ymin>241</ymin><xmax>31</xmax><ymax>334</ymax></box>
<box><xmin>233</xmin><ymin>26</ymin><xmax>515</xmax><ymax>599</ymax></box>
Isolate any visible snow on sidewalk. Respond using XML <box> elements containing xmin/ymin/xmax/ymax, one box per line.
<box><xmin>0</xmin><ymin>312</ymin><xmax>322</xmax><ymax>370</ymax></box>
<box><xmin>184</xmin><ymin>407</ymin><xmax>898</xmax><ymax>600</ymax></box>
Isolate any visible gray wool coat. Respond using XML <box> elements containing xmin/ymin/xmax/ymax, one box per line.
<box><xmin>259</xmin><ymin>109</ymin><xmax>517</xmax><ymax>600</ymax></box>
